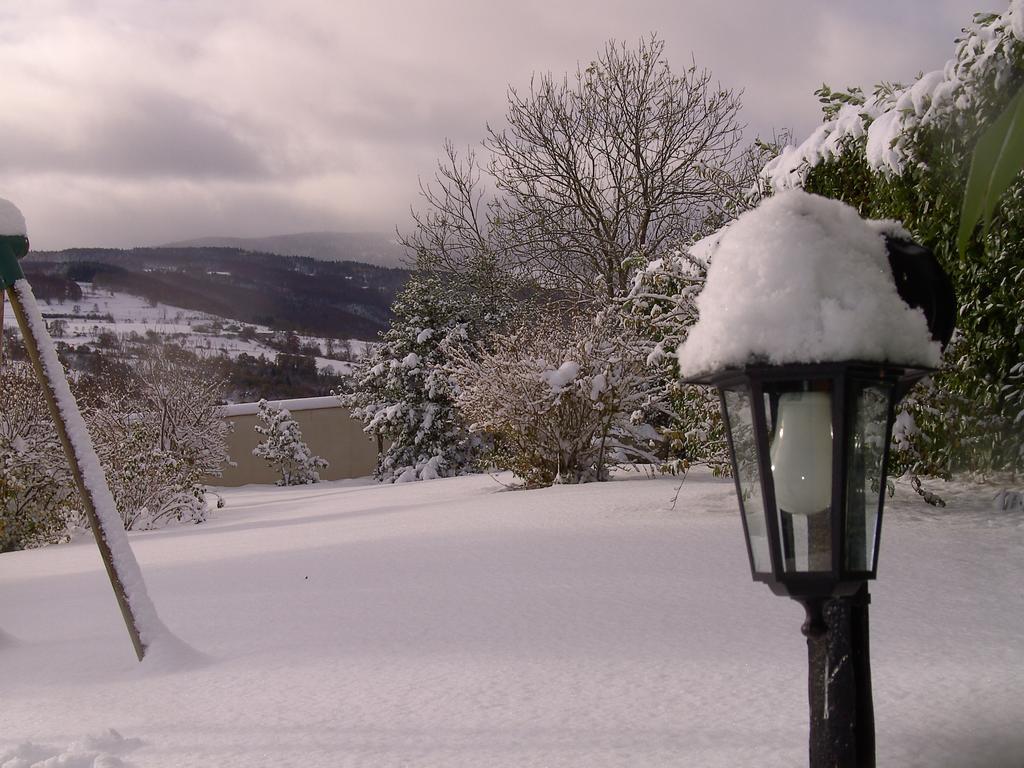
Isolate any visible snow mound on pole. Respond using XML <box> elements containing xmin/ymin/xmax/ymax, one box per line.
<box><xmin>676</xmin><ymin>190</ymin><xmax>941</xmax><ymax>377</ymax></box>
<box><xmin>0</xmin><ymin>198</ymin><xmax>27</xmax><ymax>236</ymax></box>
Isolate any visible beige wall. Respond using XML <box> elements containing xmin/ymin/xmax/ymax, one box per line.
<box><xmin>207</xmin><ymin>400</ymin><xmax>378</xmax><ymax>486</ymax></box>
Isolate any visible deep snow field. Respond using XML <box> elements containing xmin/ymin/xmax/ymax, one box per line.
<box><xmin>1</xmin><ymin>470</ymin><xmax>1022</xmax><ymax>767</ymax></box>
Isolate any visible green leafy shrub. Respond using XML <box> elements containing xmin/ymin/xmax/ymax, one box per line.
<box><xmin>758</xmin><ymin>8</ymin><xmax>1024</xmax><ymax>487</ymax></box>
<box><xmin>0</xmin><ymin>362</ymin><xmax>76</xmax><ymax>551</ymax></box>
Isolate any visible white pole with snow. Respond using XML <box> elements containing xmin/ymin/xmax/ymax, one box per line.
<box><xmin>0</xmin><ymin>198</ymin><xmax>167</xmax><ymax>662</ymax></box>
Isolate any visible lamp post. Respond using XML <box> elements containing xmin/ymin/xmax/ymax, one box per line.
<box><xmin>690</xmin><ymin>361</ymin><xmax>926</xmax><ymax>765</ymax></box>
<box><xmin>679</xmin><ymin>191</ymin><xmax>956</xmax><ymax>767</ymax></box>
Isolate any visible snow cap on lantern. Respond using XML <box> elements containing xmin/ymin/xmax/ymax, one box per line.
<box><xmin>676</xmin><ymin>190</ymin><xmax>941</xmax><ymax>377</ymax></box>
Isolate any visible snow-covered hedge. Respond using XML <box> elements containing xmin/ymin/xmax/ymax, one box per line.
<box><xmin>762</xmin><ymin>3</ymin><xmax>1024</xmax><ymax>189</ymax></box>
<box><xmin>0</xmin><ymin>362</ymin><xmax>76</xmax><ymax>551</ymax></box>
<box><xmin>451</xmin><ymin>313</ymin><xmax>658</xmax><ymax>487</ymax></box>
<box><xmin>618</xmin><ymin>243</ymin><xmax>729</xmax><ymax>475</ymax></box>
<box><xmin>88</xmin><ymin>347</ymin><xmax>231</xmax><ymax>529</ymax></box>
<box><xmin>2</xmin><ymin>341</ymin><xmax>230</xmax><ymax>545</ymax></box>
<box><xmin>752</xmin><ymin>2</ymin><xmax>1024</xmax><ymax>485</ymax></box>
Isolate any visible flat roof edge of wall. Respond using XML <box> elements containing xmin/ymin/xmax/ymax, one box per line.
<box><xmin>217</xmin><ymin>395</ymin><xmax>343</xmax><ymax>418</ymax></box>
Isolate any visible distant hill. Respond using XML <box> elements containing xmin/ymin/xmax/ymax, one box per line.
<box><xmin>25</xmin><ymin>246</ymin><xmax>410</xmax><ymax>340</ymax></box>
<box><xmin>163</xmin><ymin>232</ymin><xmax>408</xmax><ymax>268</ymax></box>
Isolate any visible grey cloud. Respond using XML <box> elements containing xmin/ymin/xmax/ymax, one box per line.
<box><xmin>0</xmin><ymin>0</ymin><xmax>992</xmax><ymax>250</ymax></box>
<box><xmin>324</xmin><ymin>88</ymin><xmax>499</xmax><ymax>152</ymax></box>
<box><xmin>0</xmin><ymin>89</ymin><xmax>268</xmax><ymax>180</ymax></box>
<box><xmin>13</xmin><ymin>176</ymin><xmax>361</xmax><ymax>250</ymax></box>
<box><xmin>93</xmin><ymin>90</ymin><xmax>269</xmax><ymax>178</ymax></box>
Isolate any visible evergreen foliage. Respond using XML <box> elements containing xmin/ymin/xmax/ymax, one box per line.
<box><xmin>618</xmin><ymin>243</ymin><xmax>730</xmax><ymax>475</ymax></box>
<box><xmin>252</xmin><ymin>399</ymin><xmax>328</xmax><ymax>486</ymax></box>
<box><xmin>759</xmin><ymin>7</ymin><xmax>1024</xmax><ymax>485</ymax></box>
<box><xmin>344</xmin><ymin>273</ymin><xmax>514</xmax><ymax>482</ymax></box>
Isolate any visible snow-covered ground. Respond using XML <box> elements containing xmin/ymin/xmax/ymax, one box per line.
<box><xmin>1</xmin><ymin>470</ymin><xmax>1022</xmax><ymax>767</ymax></box>
<box><xmin>31</xmin><ymin>283</ymin><xmax>369</xmax><ymax>376</ymax></box>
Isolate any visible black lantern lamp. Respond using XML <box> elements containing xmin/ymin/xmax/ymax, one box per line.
<box><xmin>691</xmin><ymin>361</ymin><xmax>925</xmax><ymax>598</ymax></box>
<box><xmin>685</xmin><ymin>232</ymin><xmax>956</xmax><ymax>768</ymax></box>
<box><xmin>689</xmin><ymin>236</ymin><xmax>955</xmax><ymax>604</ymax></box>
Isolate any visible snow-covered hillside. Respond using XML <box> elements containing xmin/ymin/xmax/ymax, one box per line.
<box><xmin>1</xmin><ymin>471</ymin><xmax>1021</xmax><ymax>767</ymax></box>
<box><xmin>30</xmin><ymin>282</ymin><xmax>371</xmax><ymax>376</ymax></box>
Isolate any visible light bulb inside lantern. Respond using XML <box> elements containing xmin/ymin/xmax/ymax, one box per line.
<box><xmin>770</xmin><ymin>391</ymin><xmax>833</xmax><ymax>516</ymax></box>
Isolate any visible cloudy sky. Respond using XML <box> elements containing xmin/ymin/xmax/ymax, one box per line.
<box><xmin>0</xmin><ymin>0</ymin><xmax>993</xmax><ymax>250</ymax></box>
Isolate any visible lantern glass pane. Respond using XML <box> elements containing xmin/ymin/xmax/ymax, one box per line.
<box><xmin>765</xmin><ymin>382</ymin><xmax>834</xmax><ymax>573</ymax></box>
<box><xmin>723</xmin><ymin>388</ymin><xmax>771</xmax><ymax>573</ymax></box>
<box><xmin>845</xmin><ymin>382</ymin><xmax>892</xmax><ymax>572</ymax></box>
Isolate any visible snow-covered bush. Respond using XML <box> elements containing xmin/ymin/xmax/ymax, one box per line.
<box><xmin>0</xmin><ymin>362</ymin><xmax>76</xmax><ymax>551</ymax></box>
<box><xmin>88</xmin><ymin>346</ymin><xmax>231</xmax><ymax>528</ymax></box>
<box><xmin>132</xmin><ymin>347</ymin><xmax>232</xmax><ymax>482</ymax></box>
<box><xmin>252</xmin><ymin>399</ymin><xmax>328</xmax><ymax>486</ymax></box>
<box><xmin>90</xmin><ymin>404</ymin><xmax>209</xmax><ymax>528</ymax></box>
<box><xmin>451</xmin><ymin>313</ymin><xmax>656</xmax><ymax>487</ymax></box>
<box><xmin>344</xmin><ymin>273</ymin><xmax>513</xmax><ymax>483</ymax></box>
<box><xmin>1</xmin><ymin>341</ymin><xmax>228</xmax><ymax>539</ymax></box>
<box><xmin>755</xmin><ymin>4</ymin><xmax>1024</xmax><ymax>489</ymax></box>
<box><xmin>618</xmin><ymin>241</ymin><xmax>730</xmax><ymax>475</ymax></box>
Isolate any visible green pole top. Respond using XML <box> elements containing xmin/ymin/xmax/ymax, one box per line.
<box><xmin>0</xmin><ymin>234</ymin><xmax>29</xmax><ymax>289</ymax></box>
<box><xmin>0</xmin><ymin>198</ymin><xmax>29</xmax><ymax>289</ymax></box>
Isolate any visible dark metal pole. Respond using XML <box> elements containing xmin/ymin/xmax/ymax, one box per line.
<box><xmin>823</xmin><ymin>597</ymin><xmax>857</xmax><ymax>766</ymax></box>
<box><xmin>800</xmin><ymin>595</ymin><xmax>870</xmax><ymax>767</ymax></box>
<box><xmin>801</xmin><ymin>598</ymin><xmax>831</xmax><ymax>766</ymax></box>
<box><xmin>849</xmin><ymin>585</ymin><xmax>876</xmax><ymax>766</ymax></box>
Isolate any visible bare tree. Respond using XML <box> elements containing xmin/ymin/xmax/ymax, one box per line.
<box><xmin>485</xmin><ymin>36</ymin><xmax>745</xmax><ymax>303</ymax></box>
<box><xmin>400</xmin><ymin>141</ymin><xmax>526</xmax><ymax>305</ymax></box>
<box><xmin>402</xmin><ymin>142</ymin><xmax>492</xmax><ymax>274</ymax></box>
<box><xmin>402</xmin><ymin>37</ymin><xmax>751</xmax><ymax>308</ymax></box>
<box><xmin>387</xmin><ymin>39</ymin><xmax>759</xmax><ymax>481</ymax></box>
